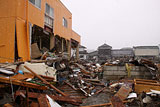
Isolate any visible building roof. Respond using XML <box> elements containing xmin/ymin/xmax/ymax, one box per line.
<box><xmin>98</xmin><ymin>43</ymin><xmax>112</xmax><ymax>49</ymax></box>
<box><xmin>88</xmin><ymin>51</ymin><xmax>98</xmax><ymax>56</ymax></box>
<box><xmin>133</xmin><ymin>46</ymin><xmax>159</xmax><ymax>49</ymax></box>
<box><xmin>79</xmin><ymin>45</ymin><xmax>86</xmax><ymax>49</ymax></box>
<box><xmin>120</xmin><ymin>47</ymin><xmax>133</xmax><ymax>50</ymax></box>
<box><xmin>79</xmin><ymin>50</ymin><xmax>88</xmax><ymax>54</ymax></box>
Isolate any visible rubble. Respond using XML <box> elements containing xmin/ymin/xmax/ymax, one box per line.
<box><xmin>0</xmin><ymin>57</ymin><xmax>160</xmax><ymax>107</ymax></box>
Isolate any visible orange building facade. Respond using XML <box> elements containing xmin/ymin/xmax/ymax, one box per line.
<box><xmin>0</xmin><ymin>0</ymin><xmax>80</xmax><ymax>62</ymax></box>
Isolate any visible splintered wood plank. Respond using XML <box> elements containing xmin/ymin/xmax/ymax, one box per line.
<box><xmin>111</xmin><ymin>96</ymin><xmax>125</xmax><ymax>107</ymax></box>
<box><xmin>30</xmin><ymin>102</ymin><xmax>39</xmax><ymax>107</ymax></box>
<box><xmin>115</xmin><ymin>85</ymin><xmax>132</xmax><ymax>101</ymax></box>
<box><xmin>134</xmin><ymin>79</ymin><xmax>160</xmax><ymax>93</ymax></box>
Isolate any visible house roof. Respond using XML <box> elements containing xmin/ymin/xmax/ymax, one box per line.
<box><xmin>98</xmin><ymin>43</ymin><xmax>112</xmax><ymax>49</ymax></box>
<box><xmin>133</xmin><ymin>46</ymin><xmax>159</xmax><ymax>49</ymax></box>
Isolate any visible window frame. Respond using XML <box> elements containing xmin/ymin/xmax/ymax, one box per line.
<box><xmin>45</xmin><ymin>3</ymin><xmax>54</xmax><ymax>18</ymax></box>
<box><xmin>62</xmin><ymin>17</ymin><xmax>68</xmax><ymax>28</ymax></box>
<box><xmin>29</xmin><ymin>0</ymin><xmax>41</xmax><ymax>10</ymax></box>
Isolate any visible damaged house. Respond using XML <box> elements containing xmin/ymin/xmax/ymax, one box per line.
<box><xmin>0</xmin><ymin>0</ymin><xmax>80</xmax><ymax>63</ymax></box>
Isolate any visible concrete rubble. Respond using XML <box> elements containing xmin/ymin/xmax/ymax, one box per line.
<box><xmin>0</xmin><ymin>53</ymin><xmax>160</xmax><ymax>107</ymax></box>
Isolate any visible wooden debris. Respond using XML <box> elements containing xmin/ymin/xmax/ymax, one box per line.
<box><xmin>134</xmin><ymin>79</ymin><xmax>160</xmax><ymax>93</ymax></box>
<box><xmin>0</xmin><ymin>77</ymin><xmax>47</xmax><ymax>90</ymax></box>
<box><xmin>111</xmin><ymin>96</ymin><xmax>125</xmax><ymax>107</ymax></box>
<box><xmin>75</xmin><ymin>63</ymin><xmax>91</xmax><ymax>75</ymax></box>
<box><xmin>80</xmin><ymin>101</ymin><xmax>128</xmax><ymax>107</ymax></box>
<box><xmin>38</xmin><ymin>95</ymin><xmax>50</xmax><ymax>107</ymax></box>
<box><xmin>115</xmin><ymin>85</ymin><xmax>132</xmax><ymax>101</ymax></box>
<box><xmin>64</xmin><ymin>81</ymin><xmax>78</xmax><ymax>90</ymax></box>
<box><xmin>15</xmin><ymin>91</ymin><xmax>82</xmax><ymax>105</ymax></box>
<box><xmin>95</xmin><ymin>87</ymin><xmax>106</xmax><ymax>94</ymax></box>
<box><xmin>30</xmin><ymin>102</ymin><xmax>39</xmax><ymax>107</ymax></box>
<box><xmin>3</xmin><ymin>103</ymin><xmax>13</xmax><ymax>107</ymax></box>
<box><xmin>10</xmin><ymin>73</ymin><xmax>34</xmax><ymax>81</ymax></box>
<box><xmin>24</xmin><ymin>66</ymin><xmax>67</xmax><ymax>96</ymax></box>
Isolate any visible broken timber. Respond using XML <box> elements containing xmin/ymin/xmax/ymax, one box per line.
<box><xmin>15</xmin><ymin>91</ymin><xmax>82</xmax><ymax>105</ymax></box>
<box><xmin>24</xmin><ymin>66</ymin><xmax>67</xmax><ymax>96</ymax></box>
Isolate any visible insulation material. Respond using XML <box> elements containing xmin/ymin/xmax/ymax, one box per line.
<box><xmin>31</xmin><ymin>43</ymin><xmax>42</xmax><ymax>59</ymax></box>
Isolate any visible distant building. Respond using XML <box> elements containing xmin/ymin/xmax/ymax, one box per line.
<box><xmin>98</xmin><ymin>43</ymin><xmax>112</xmax><ymax>63</ymax></box>
<box><xmin>88</xmin><ymin>51</ymin><xmax>98</xmax><ymax>62</ymax></box>
<box><xmin>112</xmin><ymin>48</ymin><xmax>134</xmax><ymax>59</ymax></box>
<box><xmin>79</xmin><ymin>45</ymin><xmax>88</xmax><ymax>60</ymax></box>
<box><xmin>133</xmin><ymin>46</ymin><xmax>159</xmax><ymax>60</ymax></box>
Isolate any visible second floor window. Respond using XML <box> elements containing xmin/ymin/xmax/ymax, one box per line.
<box><xmin>44</xmin><ymin>3</ymin><xmax>54</xmax><ymax>31</ymax></box>
<box><xmin>29</xmin><ymin>0</ymin><xmax>41</xmax><ymax>9</ymax></box>
<box><xmin>45</xmin><ymin>3</ymin><xmax>54</xmax><ymax>18</ymax></box>
<box><xmin>63</xmin><ymin>17</ymin><xmax>68</xmax><ymax>28</ymax></box>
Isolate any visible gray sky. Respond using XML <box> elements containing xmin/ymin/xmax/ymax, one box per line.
<box><xmin>61</xmin><ymin>0</ymin><xmax>160</xmax><ymax>50</ymax></box>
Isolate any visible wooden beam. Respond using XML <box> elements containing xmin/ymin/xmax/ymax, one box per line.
<box><xmin>15</xmin><ymin>91</ymin><xmax>82</xmax><ymax>105</ymax></box>
<box><xmin>24</xmin><ymin>66</ymin><xmax>67</xmax><ymax>96</ymax></box>
<box><xmin>75</xmin><ymin>63</ymin><xmax>91</xmax><ymax>75</ymax></box>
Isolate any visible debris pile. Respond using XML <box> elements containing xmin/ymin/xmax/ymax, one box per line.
<box><xmin>0</xmin><ymin>57</ymin><xmax>160</xmax><ymax>107</ymax></box>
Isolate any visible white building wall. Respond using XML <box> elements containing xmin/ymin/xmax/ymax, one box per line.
<box><xmin>134</xmin><ymin>49</ymin><xmax>159</xmax><ymax>56</ymax></box>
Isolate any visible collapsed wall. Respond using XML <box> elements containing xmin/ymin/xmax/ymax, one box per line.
<box><xmin>103</xmin><ymin>65</ymin><xmax>152</xmax><ymax>80</ymax></box>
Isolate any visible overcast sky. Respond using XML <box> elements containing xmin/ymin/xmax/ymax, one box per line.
<box><xmin>61</xmin><ymin>0</ymin><xmax>160</xmax><ymax>50</ymax></box>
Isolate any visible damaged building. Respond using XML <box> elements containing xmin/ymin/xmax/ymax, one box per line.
<box><xmin>0</xmin><ymin>0</ymin><xmax>80</xmax><ymax>63</ymax></box>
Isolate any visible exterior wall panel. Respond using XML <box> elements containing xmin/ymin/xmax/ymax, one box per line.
<box><xmin>134</xmin><ymin>49</ymin><xmax>159</xmax><ymax>56</ymax></box>
<box><xmin>16</xmin><ymin>19</ymin><xmax>30</xmax><ymax>61</ymax></box>
<box><xmin>72</xmin><ymin>31</ymin><xmax>81</xmax><ymax>43</ymax></box>
<box><xmin>0</xmin><ymin>17</ymin><xmax>15</xmax><ymax>62</ymax></box>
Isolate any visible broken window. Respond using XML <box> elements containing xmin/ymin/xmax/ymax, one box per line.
<box><xmin>29</xmin><ymin>0</ymin><xmax>41</xmax><ymax>9</ymax></box>
<box><xmin>63</xmin><ymin>17</ymin><xmax>68</xmax><ymax>28</ymax></box>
